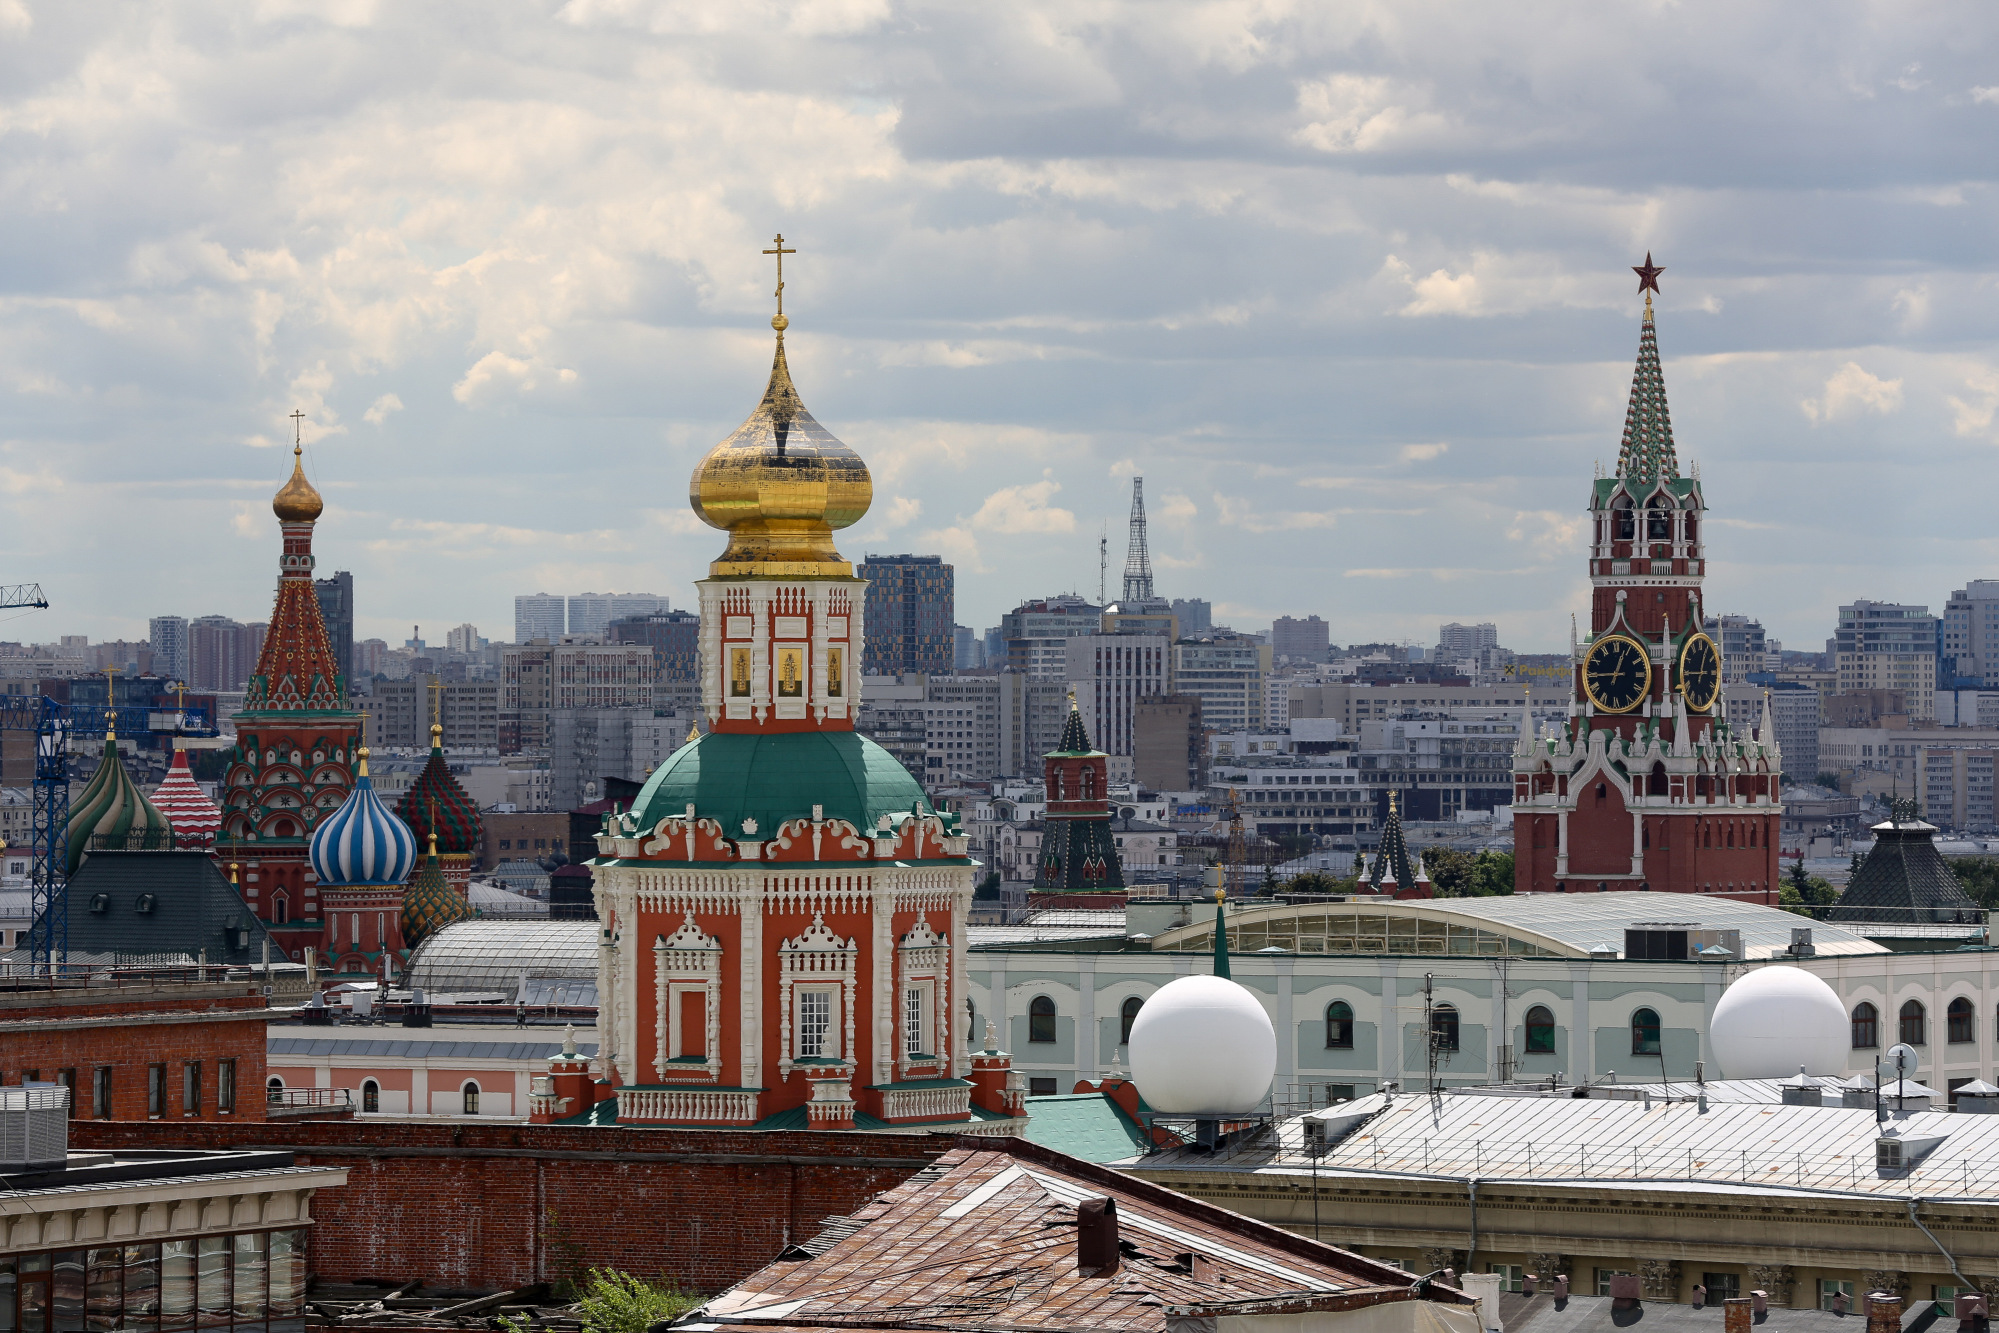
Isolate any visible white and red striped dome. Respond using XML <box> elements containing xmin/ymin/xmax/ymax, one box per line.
<box><xmin>152</xmin><ymin>748</ymin><xmax>222</xmax><ymax>851</ymax></box>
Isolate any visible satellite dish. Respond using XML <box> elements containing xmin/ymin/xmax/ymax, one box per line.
<box><xmin>1885</xmin><ymin>1043</ymin><xmax>1920</xmax><ymax>1079</ymax></box>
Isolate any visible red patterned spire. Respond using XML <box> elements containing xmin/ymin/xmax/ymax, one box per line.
<box><xmin>152</xmin><ymin>746</ymin><xmax>222</xmax><ymax>851</ymax></box>
<box><xmin>243</xmin><ymin>438</ymin><xmax>346</xmax><ymax>714</ymax></box>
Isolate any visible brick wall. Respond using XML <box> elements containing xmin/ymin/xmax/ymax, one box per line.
<box><xmin>0</xmin><ymin>1004</ymin><xmax>268</xmax><ymax>1121</ymax></box>
<box><xmin>70</xmin><ymin>1119</ymin><xmax>946</xmax><ymax>1294</ymax></box>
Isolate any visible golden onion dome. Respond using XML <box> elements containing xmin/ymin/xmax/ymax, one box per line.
<box><xmin>690</xmin><ymin>324</ymin><xmax>871</xmax><ymax>577</ymax></box>
<box><xmin>273</xmin><ymin>443</ymin><xmax>324</xmax><ymax>523</ymax></box>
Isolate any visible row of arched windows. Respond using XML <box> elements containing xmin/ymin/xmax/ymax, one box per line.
<box><xmin>1029</xmin><ymin>994</ymin><xmax>1670</xmax><ymax>1058</ymax></box>
<box><xmin>1851</xmin><ymin>998</ymin><xmax>1980</xmax><ymax>1048</ymax></box>
<box><xmin>268</xmin><ymin>1076</ymin><xmax>481</xmax><ymax>1115</ymax></box>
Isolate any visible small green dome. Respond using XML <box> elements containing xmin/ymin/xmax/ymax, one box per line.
<box><xmin>626</xmin><ymin>730</ymin><xmax>932</xmax><ymax>843</ymax></box>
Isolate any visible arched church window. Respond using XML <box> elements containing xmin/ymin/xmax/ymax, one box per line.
<box><xmin>1649</xmin><ymin>762</ymin><xmax>1667</xmax><ymax>797</ymax></box>
<box><xmin>1325</xmin><ymin>1001</ymin><xmax>1353</xmax><ymax>1048</ymax></box>
<box><xmin>1631</xmin><ymin>1008</ymin><xmax>1661</xmax><ymax>1055</ymax></box>
<box><xmin>1029</xmin><ymin>996</ymin><xmax>1056</xmax><ymax>1044</ymax></box>
<box><xmin>1900</xmin><ymin>1000</ymin><xmax>1927</xmax><ymax>1046</ymax></box>
<box><xmin>1525</xmin><ymin>1005</ymin><xmax>1556</xmax><ymax>1053</ymax></box>
<box><xmin>1429</xmin><ymin>1005</ymin><xmax>1459</xmax><ymax>1053</ymax></box>
<box><xmin>1081</xmin><ymin>767</ymin><xmax>1095</xmax><ymax>799</ymax></box>
<box><xmin>1612</xmin><ymin>495</ymin><xmax>1635</xmax><ymax>541</ymax></box>
<box><xmin>1851</xmin><ymin>1002</ymin><xmax>1878</xmax><ymax>1049</ymax></box>
<box><xmin>1120</xmin><ymin>996</ymin><xmax>1143</xmax><ymax>1045</ymax></box>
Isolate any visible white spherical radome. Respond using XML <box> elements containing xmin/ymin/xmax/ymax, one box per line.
<box><xmin>1127</xmin><ymin>975</ymin><xmax>1277</xmax><ymax>1115</ymax></box>
<box><xmin>1709</xmin><ymin>966</ymin><xmax>1848</xmax><ymax>1079</ymax></box>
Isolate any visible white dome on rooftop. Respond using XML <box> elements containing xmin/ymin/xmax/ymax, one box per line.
<box><xmin>1710</xmin><ymin>965</ymin><xmax>1847</xmax><ymax>1079</ymax></box>
<box><xmin>1126</xmin><ymin>975</ymin><xmax>1276</xmax><ymax>1115</ymax></box>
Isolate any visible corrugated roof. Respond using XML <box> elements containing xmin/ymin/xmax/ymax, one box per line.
<box><xmin>1019</xmin><ymin>1093</ymin><xmax>1149</xmax><ymax>1164</ymax></box>
<box><xmin>268</xmin><ymin>1034</ymin><xmax>600</xmax><ymax>1061</ymax></box>
<box><xmin>1144</xmin><ymin>1090</ymin><xmax>1999</xmax><ymax>1200</ymax></box>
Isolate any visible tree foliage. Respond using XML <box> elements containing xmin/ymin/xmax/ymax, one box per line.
<box><xmin>501</xmin><ymin>1270</ymin><xmax>699</xmax><ymax>1333</ymax></box>
<box><xmin>1948</xmin><ymin>857</ymin><xmax>1999</xmax><ymax>910</ymax></box>
<box><xmin>1777</xmin><ymin>858</ymin><xmax>1839</xmax><ymax>915</ymax></box>
<box><xmin>1421</xmin><ymin>849</ymin><xmax>1514</xmax><ymax>897</ymax></box>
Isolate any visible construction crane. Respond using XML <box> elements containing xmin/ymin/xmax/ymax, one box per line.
<box><xmin>0</xmin><ymin>666</ymin><xmax>217</xmax><ymax>971</ymax></box>
<box><xmin>0</xmin><ymin>584</ymin><xmax>49</xmax><ymax>611</ymax></box>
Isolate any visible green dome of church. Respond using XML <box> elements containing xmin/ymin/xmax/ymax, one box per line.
<box><xmin>627</xmin><ymin>730</ymin><xmax>938</xmax><ymax>844</ymax></box>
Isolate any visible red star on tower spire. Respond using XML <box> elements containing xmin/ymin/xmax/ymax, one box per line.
<box><xmin>1633</xmin><ymin>252</ymin><xmax>1665</xmax><ymax>295</ymax></box>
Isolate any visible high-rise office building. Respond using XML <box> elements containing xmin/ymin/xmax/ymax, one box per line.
<box><xmin>501</xmin><ymin>639</ymin><xmax>657</xmax><ymax>751</ymax></box>
<box><xmin>1829</xmin><ymin>600</ymin><xmax>1939</xmax><ymax>721</ymax></box>
<box><xmin>189</xmin><ymin>616</ymin><xmax>267</xmax><ymax>691</ymax></box>
<box><xmin>1170</xmin><ymin>599</ymin><xmax>1213</xmax><ymax>636</ymax></box>
<box><xmin>149</xmin><ymin>615</ymin><xmax>190</xmax><ymax>683</ymax></box>
<box><xmin>561</xmin><ymin>593</ymin><xmax>668</xmax><ymax>639</ymax></box>
<box><xmin>608</xmin><ymin>610</ymin><xmax>702</xmax><ymax>683</ymax></box>
<box><xmin>514</xmin><ymin>593</ymin><xmax>566</xmax><ymax>644</ymax></box>
<box><xmin>1000</xmin><ymin>596</ymin><xmax>1103</xmax><ymax>680</ymax></box>
<box><xmin>1942</xmin><ymin>581</ymin><xmax>1999</xmax><ymax>688</ymax></box>
<box><xmin>953</xmin><ymin>625</ymin><xmax>981</xmax><ymax>671</ymax></box>
<box><xmin>1171</xmin><ymin>635</ymin><xmax>1271</xmax><ymax>734</ymax></box>
<box><xmin>1064</xmin><ymin>634</ymin><xmax>1169</xmax><ymax>757</ymax></box>
<box><xmin>859</xmin><ymin>555</ymin><xmax>954</xmax><ymax>677</ymax></box>
<box><xmin>1271</xmin><ymin>615</ymin><xmax>1330</xmax><ymax>663</ymax></box>
<box><xmin>1436</xmin><ymin>622</ymin><xmax>1498</xmax><ymax>655</ymax></box>
<box><xmin>314</xmin><ymin>570</ymin><xmax>354</xmax><ymax>684</ymax></box>
<box><xmin>1703</xmin><ymin>614</ymin><xmax>1768</xmax><ymax>684</ymax></box>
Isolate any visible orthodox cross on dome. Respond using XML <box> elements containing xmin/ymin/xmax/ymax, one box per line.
<box><xmin>762</xmin><ymin>233</ymin><xmax>797</xmax><ymax>331</ymax></box>
<box><xmin>1632</xmin><ymin>252</ymin><xmax>1664</xmax><ymax>296</ymax></box>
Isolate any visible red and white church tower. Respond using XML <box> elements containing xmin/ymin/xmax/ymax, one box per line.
<box><xmin>1511</xmin><ymin>259</ymin><xmax>1782</xmax><ymax>902</ymax></box>
<box><xmin>548</xmin><ymin>243</ymin><xmax>1021</xmax><ymax>1131</ymax></box>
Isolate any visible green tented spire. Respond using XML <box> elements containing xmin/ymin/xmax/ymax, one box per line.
<box><xmin>1614</xmin><ymin>296</ymin><xmax>1679</xmax><ymax>485</ymax></box>
<box><xmin>1054</xmin><ymin>691</ymin><xmax>1095</xmax><ymax>755</ymax></box>
<box><xmin>63</xmin><ymin>724</ymin><xmax>171</xmax><ymax>874</ymax></box>
<box><xmin>1212</xmin><ymin>889</ymin><xmax>1231</xmax><ymax>979</ymax></box>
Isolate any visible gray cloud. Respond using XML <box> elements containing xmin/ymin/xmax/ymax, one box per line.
<box><xmin>0</xmin><ymin>0</ymin><xmax>1993</xmax><ymax>654</ymax></box>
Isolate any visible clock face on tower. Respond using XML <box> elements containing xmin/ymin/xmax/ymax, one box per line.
<box><xmin>1582</xmin><ymin>635</ymin><xmax>1652</xmax><ymax>713</ymax></box>
<box><xmin>1679</xmin><ymin>632</ymin><xmax>1722</xmax><ymax>712</ymax></box>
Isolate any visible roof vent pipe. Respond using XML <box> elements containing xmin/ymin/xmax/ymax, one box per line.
<box><xmin>1077</xmin><ymin>1197</ymin><xmax>1120</xmax><ymax>1274</ymax></box>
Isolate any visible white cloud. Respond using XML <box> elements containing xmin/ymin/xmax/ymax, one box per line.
<box><xmin>1975</xmin><ymin>87</ymin><xmax>1999</xmax><ymax>105</ymax></box>
<box><xmin>1947</xmin><ymin>367</ymin><xmax>1999</xmax><ymax>441</ymax></box>
<box><xmin>968</xmin><ymin>478</ymin><xmax>1075</xmax><ymax>535</ymax></box>
<box><xmin>1291</xmin><ymin>74</ymin><xmax>1448</xmax><ymax>154</ymax></box>
<box><xmin>363</xmin><ymin>393</ymin><xmax>404</xmax><ymax>425</ymax></box>
<box><xmin>1399</xmin><ymin>442</ymin><xmax>1449</xmax><ymax>462</ymax></box>
<box><xmin>1801</xmin><ymin>361</ymin><xmax>1905</xmax><ymax>424</ymax></box>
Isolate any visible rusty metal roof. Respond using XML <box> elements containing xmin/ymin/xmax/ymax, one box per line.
<box><xmin>684</xmin><ymin>1135</ymin><xmax>1467</xmax><ymax>1331</ymax></box>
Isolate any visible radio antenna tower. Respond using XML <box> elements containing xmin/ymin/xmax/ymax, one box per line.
<box><xmin>1098</xmin><ymin>523</ymin><xmax>1108</xmax><ymax>606</ymax></box>
<box><xmin>1122</xmin><ymin>477</ymin><xmax>1154</xmax><ymax>604</ymax></box>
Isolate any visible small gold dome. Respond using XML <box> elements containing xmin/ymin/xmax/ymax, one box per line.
<box><xmin>273</xmin><ymin>445</ymin><xmax>324</xmax><ymax>523</ymax></box>
<box><xmin>690</xmin><ymin>333</ymin><xmax>871</xmax><ymax>577</ymax></box>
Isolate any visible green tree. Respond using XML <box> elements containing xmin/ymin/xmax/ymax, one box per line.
<box><xmin>1422</xmin><ymin>848</ymin><xmax>1475</xmax><ymax>896</ymax></box>
<box><xmin>1780</xmin><ymin>859</ymin><xmax>1838</xmax><ymax>914</ymax></box>
<box><xmin>1467</xmin><ymin>851</ymin><xmax>1515</xmax><ymax>897</ymax></box>
<box><xmin>505</xmin><ymin>1270</ymin><xmax>699</xmax><ymax>1333</ymax></box>
<box><xmin>1282</xmin><ymin>870</ymin><xmax>1350</xmax><ymax>894</ymax></box>
<box><xmin>1948</xmin><ymin>857</ymin><xmax>1999</xmax><ymax>910</ymax></box>
<box><xmin>973</xmin><ymin>871</ymin><xmax>1000</xmax><ymax>901</ymax></box>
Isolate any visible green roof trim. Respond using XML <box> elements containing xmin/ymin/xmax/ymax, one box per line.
<box><xmin>864</xmin><ymin>1078</ymin><xmax>973</xmax><ymax>1091</ymax></box>
<box><xmin>627</xmin><ymin>729</ymin><xmax>938</xmax><ymax>840</ymax></box>
<box><xmin>1020</xmin><ymin>1092</ymin><xmax>1149</xmax><ymax>1163</ymax></box>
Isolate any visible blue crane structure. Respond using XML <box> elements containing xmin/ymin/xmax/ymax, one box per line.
<box><xmin>0</xmin><ymin>695</ymin><xmax>219</xmax><ymax>968</ymax></box>
<box><xmin>0</xmin><ymin>581</ymin><xmax>219</xmax><ymax>969</ymax></box>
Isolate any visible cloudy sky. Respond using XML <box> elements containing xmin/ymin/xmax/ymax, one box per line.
<box><xmin>0</xmin><ymin>0</ymin><xmax>1994</xmax><ymax>654</ymax></box>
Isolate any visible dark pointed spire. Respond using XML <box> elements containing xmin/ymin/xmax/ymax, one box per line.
<box><xmin>1055</xmin><ymin>691</ymin><xmax>1095</xmax><ymax>754</ymax></box>
<box><xmin>1614</xmin><ymin>293</ymin><xmax>1679</xmax><ymax>486</ymax></box>
<box><xmin>1367</xmin><ymin>791</ymin><xmax>1416</xmax><ymax>890</ymax></box>
<box><xmin>1212</xmin><ymin>888</ymin><xmax>1232</xmax><ymax>979</ymax></box>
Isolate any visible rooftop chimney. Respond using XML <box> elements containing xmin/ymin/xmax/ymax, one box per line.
<box><xmin>1077</xmin><ymin>1197</ymin><xmax>1120</xmax><ymax>1274</ymax></box>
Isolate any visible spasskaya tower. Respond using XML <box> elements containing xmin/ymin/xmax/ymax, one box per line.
<box><xmin>1511</xmin><ymin>257</ymin><xmax>1782</xmax><ymax>902</ymax></box>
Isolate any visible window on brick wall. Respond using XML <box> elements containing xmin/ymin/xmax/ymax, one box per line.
<box><xmin>148</xmin><ymin>1064</ymin><xmax>166</xmax><ymax>1118</ymax></box>
<box><xmin>182</xmin><ymin>1062</ymin><xmax>201</xmax><ymax>1116</ymax></box>
<box><xmin>92</xmin><ymin>1067</ymin><xmax>112</xmax><ymax>1119</ymax></box>
<box><xmin>218</xmin><ymin>1060</ymin><xmax>236</xmax><ymax>1114</ymax></box>
<box><xmin>462</xmin><ymin>1082</ymin><xmax>480</xmax><ymax>1115</ymax></box>
<box><xmin>56</xmin><ymin>1069</ymin><xmax>75</xmax><ymax>1119</ymax></box>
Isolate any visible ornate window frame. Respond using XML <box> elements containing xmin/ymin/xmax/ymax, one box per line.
<box><xmin>897</xmin><ymin>915</ymin><xmax>948</xmax><ymax>1078</ymax></box>
<box><xmin>654</xmin><ymin>914</ymin><xmax>723</xmax><ymax>1082</ymax></box>
<box><xmin>778</xmin><ymin>913</ymin><xmax>857</xmax><ymax>1083</ymax></box>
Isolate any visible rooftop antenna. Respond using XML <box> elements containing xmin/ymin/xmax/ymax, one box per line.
<box><xmin>1099</xmin><ymin>523</ymin><xmax>1108</xmax><ymax>606</ymax></box>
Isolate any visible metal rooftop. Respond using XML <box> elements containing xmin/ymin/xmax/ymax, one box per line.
<box><xmin>1141</xmin><ymin>1089</ymin><xmax>1999</xmax><ymax>1200</ymax></box>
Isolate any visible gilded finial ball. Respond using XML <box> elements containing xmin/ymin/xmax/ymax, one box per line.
<box><xmin>358</xmin><ymin>746</ymin><xmax>370</xmax><ymax>759</ymax></box>
<box><xmin>772</xmin><ymin>313</ymin><xmax>789</xmax><ymax>333</ymax></box>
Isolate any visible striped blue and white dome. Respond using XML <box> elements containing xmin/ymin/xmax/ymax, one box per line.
<box><xmin>309</xmin><ymin>751</ymin><xmax>418</xmax><ymax>887</ymax></box>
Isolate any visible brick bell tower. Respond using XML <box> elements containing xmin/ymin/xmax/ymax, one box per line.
<box><xmin>1512</xmin><ymin>257</ymin><xmax>1782</xmax><ymax>902</ymax></box>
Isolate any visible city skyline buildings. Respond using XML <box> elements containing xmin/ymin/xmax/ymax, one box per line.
<box><xmin>0</xmin><ymin>11</ymin><xmax>1987</xmax><ymax>660</ymax></box>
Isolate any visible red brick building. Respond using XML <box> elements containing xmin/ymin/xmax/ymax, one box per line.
<box><xmin>0</xmin><ymin>977</ymin><xmax>274</xmax><ymax>1120</ymax></box>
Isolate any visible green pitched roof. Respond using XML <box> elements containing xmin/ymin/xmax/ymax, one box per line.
<box><xmin>1020</xmin><ymin>1092</ymin><xmax>1149</xmax><ymax>1163</ymax></box>
<box><xmin>627</xmin><ymin>729</ymin><xmax>938</xmax><ymax>841</ymax></box>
